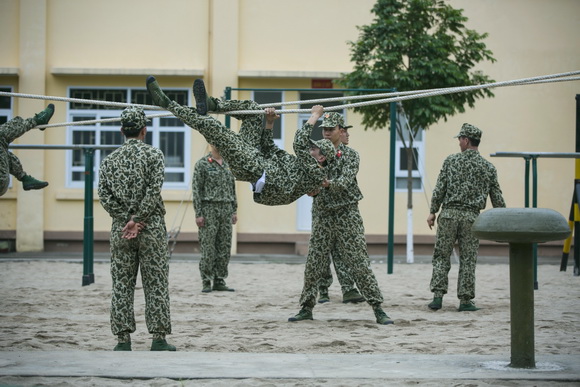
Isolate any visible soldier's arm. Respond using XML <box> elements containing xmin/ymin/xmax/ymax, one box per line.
<box><xmin>489</xmin><ymin>167</ymin><xmax>506</xmax><ymax>208</ymax></box>
<box><xmin>133</xmin><ymin>149</ymin><xmax>165</xmax><ymax>223</ymax></box>
<box><xmin>97</xmin><ymin>163</ymin><xmax>128</xmax><ymax>221</ymax></box>
<box><xmin>192</xmin><ymin>159</ymin><xmax>206</xmax><ymax>218</ymax></box>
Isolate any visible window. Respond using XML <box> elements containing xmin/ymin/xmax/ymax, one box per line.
<box><xmin>395</xmin><ymin>125</ymin><xmax>424</xmax><ymax>191</ymax></box>
<box><xmin>1</xmin><ymin>87</ymin><xmax>13</xmax><ymax>188</ymax></box>
<box><xmin>253</xmin><ymin>90</ymin><xmax>283</xmax><ymax>148</ymax></box>
<box><xmin>0</xmin><ymin>87</ymin><xmax>12</xmax><ymax>125</ymax></box>
<box><xmin>67</xmin><ymin>87</ymin><xmax>191</xmax><ymax>189</ymax></box>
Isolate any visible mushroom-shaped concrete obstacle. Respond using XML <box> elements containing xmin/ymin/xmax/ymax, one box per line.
<box><xmin>472</xmin><ymin>208</ymin><xmax>570</xmax><ymax>368</ymax></box>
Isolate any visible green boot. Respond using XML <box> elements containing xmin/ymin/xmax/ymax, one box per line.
<box><xmin>458</xmin><ymin>301</ymin><xmax>481</xmax><ymax>312</ymax></box>
<box><xmin>151</xmin><ymin>338</ymin><xmax>176</xmax><ymax>351</ymax></box>
<box><xmin>288</xmin><ymin>307</ymin><xmax>313</xmax><ymax>322</ymax></box>
<box><xmin>342</xmin><ymin>289</ymin><xmax>365</xmax><ymax>304</ymax></box>
<box><xmin>201</xmin><ymin>280</ymin><xmax>212</xmax><ymax>293</ymax></box>
<box><xmin>146</xmin><ymin>76</ymin><xmax>172</xmax><ymax>109</ymax></box>
<box><xmin>318</xmin><ymin>289</ymin><xmax>330</xmax><ymax>304</ymax></box>
<box><xmin>192</xmin><ymin>79</ymin><xmax>215</xmax><ymax>115</ymax></box>
<box><xmin>212</xmin><ymin>279</ymin><xmax>234</xmax><ymax>292</ymax></box>
<box><xmin>428</xmin><ymin>297</ymin><xmax>443</xmax><ymax>310</ymax></box>
<box><xmin>34</xmin><ymin>103</ymin><xmax>55</xmax><ymax>127</ymax></box>
<box><xmin>374</xmin><ymin>306</ymin><xmax>394</xmax><ymax>325</ymax></box>
<box><xmin>21</xmin><ymin>175</ymin><xmax>49</xmax><ymax>191</ymax></box>
<box><xmin>113</xmin><ymin>342</ymin><xmax>132</xmax><ymax>351</ymax></box>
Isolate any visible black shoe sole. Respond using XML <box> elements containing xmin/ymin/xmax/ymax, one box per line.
<box><xmin>193</xmin><ymin>79</ymin><xmax>208</xmax><ymax>115</ymax></box>
<box><xmin>23</xmin><ymin>182</ymin><xmax>49</xmax><ymax>191</ymax></box>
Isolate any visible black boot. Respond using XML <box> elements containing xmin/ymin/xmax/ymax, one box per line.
<box><xmin>34</xmin><ymin>104</ymin><xmax>55</xmax><ymax>128</ymax></box>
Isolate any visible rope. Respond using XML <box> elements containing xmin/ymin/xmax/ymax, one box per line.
<box><xmin>1</xmin><ymin>70</ymin><xmax>578</xmax><ymax>128</ymax></box>
<box><xmin>223</xmin><ymin>70</ymin><xmax>580</xmax><ymax>114</ymax></box>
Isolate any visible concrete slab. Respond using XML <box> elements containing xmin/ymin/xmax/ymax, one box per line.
<box><xmin>0</xmin><ymin>352</ymin><xmax>578</xmax><ymax>382</ymax></box>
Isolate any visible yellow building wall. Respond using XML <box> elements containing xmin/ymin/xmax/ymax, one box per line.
<box><xmin>0</xmin><ymin>0</ymin><xmax>579</xmax><ymax>252</ymax></box>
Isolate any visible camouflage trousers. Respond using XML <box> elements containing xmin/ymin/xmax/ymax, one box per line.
<box><xmin>430</xmin><ymin>216</ymin><xmax>479</xmax><ymax>301</ymax></box>
<box><xmin>198</xmin><ymin>202</ymin><xmax>234</xmax><ymax>282</ymax></box>
<box><xmin>169</xmin><ymin>100</ymin><xmax>266</xmax><ymax>183</ymax></box>
<box><xmin>318</xmin><ymin>248</ymin><xmax>357</xmax><ymax>294</ymax></box>
<box><xmin>0</xmin><ymin>117</ymin><xmax>35</xmax><ymax>195</ymax></box>
<box><xmin>300</xmin><ymin>204</ymin><xmax>384</xmax><ymax>309</ymax></box>
<box><xmin>109</xmin><ymin>219</ymin><xmax>171</xmax><ymax>340</ymax></box>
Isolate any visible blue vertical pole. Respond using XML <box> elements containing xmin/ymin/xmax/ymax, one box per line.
<box><xmin>388</xmin><ymin>101</ymin><xmax>397</xmax><ymax>274</ymax></box>
<box><xmin>82</xmin><ymin>148</ymin><xmax>95</xmax><ymax>286</ymax></box>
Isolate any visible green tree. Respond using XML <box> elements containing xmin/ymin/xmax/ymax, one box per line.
<box><xmin>337</xmin><ymin>0</ymin><xmax>496</xmax><ymax>261</ymax></box>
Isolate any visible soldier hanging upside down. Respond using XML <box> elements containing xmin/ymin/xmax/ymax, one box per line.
<box><xmin>146</xmin><ymin>76</ymin><xmax>337</xmax><ymax>206</ymax></box>
<box><xmin>0</xmin><ymin>104</ymin><xmax>54</xmax><ymax>196</ymax></box>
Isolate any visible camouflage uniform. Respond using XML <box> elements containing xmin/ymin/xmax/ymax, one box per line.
<box><xmin>192</xmin><ymin>153</ymin><xmax>237</xmax><ymax>284</ymax></box>
<box><xmin>299</xmin><ymin>144</ymin><xmax>384</xmax><ymax>310</ymax></box>
<box><xmin>429</xmin><ymin>124</ymin><xmax>505</xmax><ymax>303</ymax></box>
<box><xmin>0</xmin><ymin>117</ymin><xmax>36</xmax><ymax>195</ymax></box>
<box><xmin>98</xmin><ymin>114</ymin><xmax>171</xmax><ymax>343</ymax></box>
<box><xmin>318</xmin><ymin>244</ymin><xmax>358</xmax><ymax>294</ymax></box>
<box><xmin>167</xmin><ymin>100</ymin><xmax>326</xmax><ymax>206</ymax></box>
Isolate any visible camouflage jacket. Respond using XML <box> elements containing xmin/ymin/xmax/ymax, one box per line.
<box><xmin>253</xmin><ymin>122</ymin><xmax>326</xmax><ymax>206</ymax></box>
<box><xmin>430</xmin><ymin>149</ymin><xmax>506</xmax><ymax>220</ymax></box>
<box><xmin>98</xmin><ymin>138</ymin><xmax>166</xmax><ymax>224</ymax></box>
<box><xmin>313</xmin><ymin>144</ymin><xmax>363</xmax><ymax>212</ymax></box>
<box><xmin>192</xmin><ymin>153</ymin><xmax>237</xmax><ymax>218</ymax></box>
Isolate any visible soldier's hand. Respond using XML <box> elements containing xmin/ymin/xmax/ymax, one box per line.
<box><xmin>196</xmin><ymin>216</ymin><xmax>205</xmax><ymax>227</ymax></box>
<box><xmin>427</xmin><ymin>213</ymin><xmax>436</xmax><ymax>230</ymax></box>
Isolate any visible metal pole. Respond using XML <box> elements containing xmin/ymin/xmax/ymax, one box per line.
<box><xmin>524</xmin><ymin>157</ymin><xmax>530</xmax><ymax>208</ymax></box>
<box><xmin>387</xmin><ymin>101</ymin><xmax>397</xmax><ymax>274</ymax></box>
<box><xmin>532</xmin><ymin>157</ymin><xmax>538</xmax><ymax>289</ymax></box>
<box><xmin>509</xmin><ymin>242</ymin><xmax>536</xmax><ymax>368</ymax></box>
<box><xmin>82</xmin><ymin>148</ymin><xmax>95</xmax><ymax>286</ymax></box>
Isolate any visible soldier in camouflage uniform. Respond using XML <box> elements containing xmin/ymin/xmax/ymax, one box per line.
<box><xmin>427</xmin><ymin>123</ymin><xmax>505</xmax><ymax>312</ymax></box>
<box><xmin>146</xmin><ymin>76</ymin><xmax>329</xmax><ymax>205</ymax></box>
<box><xmin>317</xmin><ymin>123</ymin><xmax>364</xmax><ymax>304</ymax></box>
<box><xmin>98</xmin><ymin>106</ymin><xmax>175</xmax><ymax>352</ymax></box>
<box><xmin>0</xmin><ymin>104</ymin><xmax>54</xmax><ymax>196</ymax></box>
<box><xmin>192</xmin><ymin>145</ymin><xmax>238</xmax><ymax>293</ymax></box>
<box><xmin>289</xmin><ymin>112</ymin><xmax>394</xmax><ymax>325</ymax></box>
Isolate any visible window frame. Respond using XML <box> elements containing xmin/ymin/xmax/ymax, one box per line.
<box><xmin>66</xmin><ymin>86</ymin><xmax>192</xmax><ymax>190</ymax></box>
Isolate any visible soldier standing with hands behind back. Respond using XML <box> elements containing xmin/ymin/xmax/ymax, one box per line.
<box><xmin>98</xmin><ymin>106</ymin><xmax>175</xmax><ymax>352</ymax></box>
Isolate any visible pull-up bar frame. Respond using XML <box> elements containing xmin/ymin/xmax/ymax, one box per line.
<box><xmin>223</xmin><ymin>87</ymin><xmax>398</xmax><ymax>273</ymax></box>
<box><xmin>9</xmin><ymin>144</ymin><xmax>119</xmax><ymax>286</ymax></box>
<box><xmin>490</xmin><ymin>152</ymin><xmax>580</xmax><ymax>288</ymax></box>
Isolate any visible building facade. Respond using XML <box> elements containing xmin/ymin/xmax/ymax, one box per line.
<box><xmin>1</xmin><ymin>0</ymin><xmax>579</xmax><ymax>256</ymax></box>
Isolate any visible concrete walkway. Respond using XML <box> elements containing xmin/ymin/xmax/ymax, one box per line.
<box><xmin>0</xmin><ymin>351</ymin><xmax>578</xmax><ymax>382</ymax></box>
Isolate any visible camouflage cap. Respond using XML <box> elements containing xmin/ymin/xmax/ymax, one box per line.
<box><xmin>120</xmin><ymin>106</ymin><xmax>150</xmax><ymax>130</ymax></box>
<box><xmin>319</xmin><ymin>112</ymin><xmax>352</xmax><ymax>129</ymax></box>
<box><xmin>454</xmin><ymin>123</ymin><xmax>482</xmax><ymax>140</ymax></box>
<box><xmin>311</xmin><ymin>139</ymin><xmax>336</xmax><ymax>162</ymax></box>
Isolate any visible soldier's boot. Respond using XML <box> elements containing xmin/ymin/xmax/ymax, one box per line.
<box><xmin>146</xmin><ymin>76</ymin><xmax>172</xmax><ymax>109</ymax></box>
<box><xmin>458</xmin><ymin>300</ymin><xmax>480</xmax><ymax>312</ymax></box>
<box><xmin>151</xmin><ymin>338</ymin><xmax>177</xmax><ymax>351</ymax></box>
<box><xmin>113</xmin><ymin>342</ymin><xmax>132</xmax><ymax>351</ymax></box>
<box><xmin>20</xmin><ymin>174</ymin><xmax>49</xmax><ymax>191</ymax></box>
<box><xmin>201</xmin><ymin>280</ymin><xmax>212</xmax><ymax>293</ymax></box>
<box><xmin>428</xmin><ymin>297</ymin><xmax>443</xmax><ymax>310</ymax></box>
<box><xmin>212</xmin><ymin>278</ymin><xmax>235</xmax><ymax>292</ymax></box>
<box><xmin>288</xmin><ymin>307</ymin><xmax>313</xmax><ymax>322</ymax></box>
<box><xmin>373</xmin><ymin>305</ymin><xmax>394</xmax><ymax>325</ymax></box>
<box><xmin>318</xmin><ymin>288</ymin><xmax>330</xmax><ymax>304</ymax></box>
<box><xmin>342</xmin><ymin>289</ymin><xmax>365</xmax><ymax>304</ymax></box>
<box><xmin>192</xmin><ymin>79</ymin><xmax>216</xmax><ymax>115</ymax></box>
<box><xmin>33</xmin><ymin>104</ymin><xmax>55</xmax><ymax>129</ymax></box>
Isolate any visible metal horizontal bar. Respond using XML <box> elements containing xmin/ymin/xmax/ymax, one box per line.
<box><xmin>491</xmin><ymin>152</ymin><xmax>580</xmax><ymax>159</ymax></box>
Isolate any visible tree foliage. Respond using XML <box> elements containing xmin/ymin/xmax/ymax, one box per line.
<box><xmin>337</xmin><ymin>0</ymin><xmax>496</xmax><ymax>132</ymax></box>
